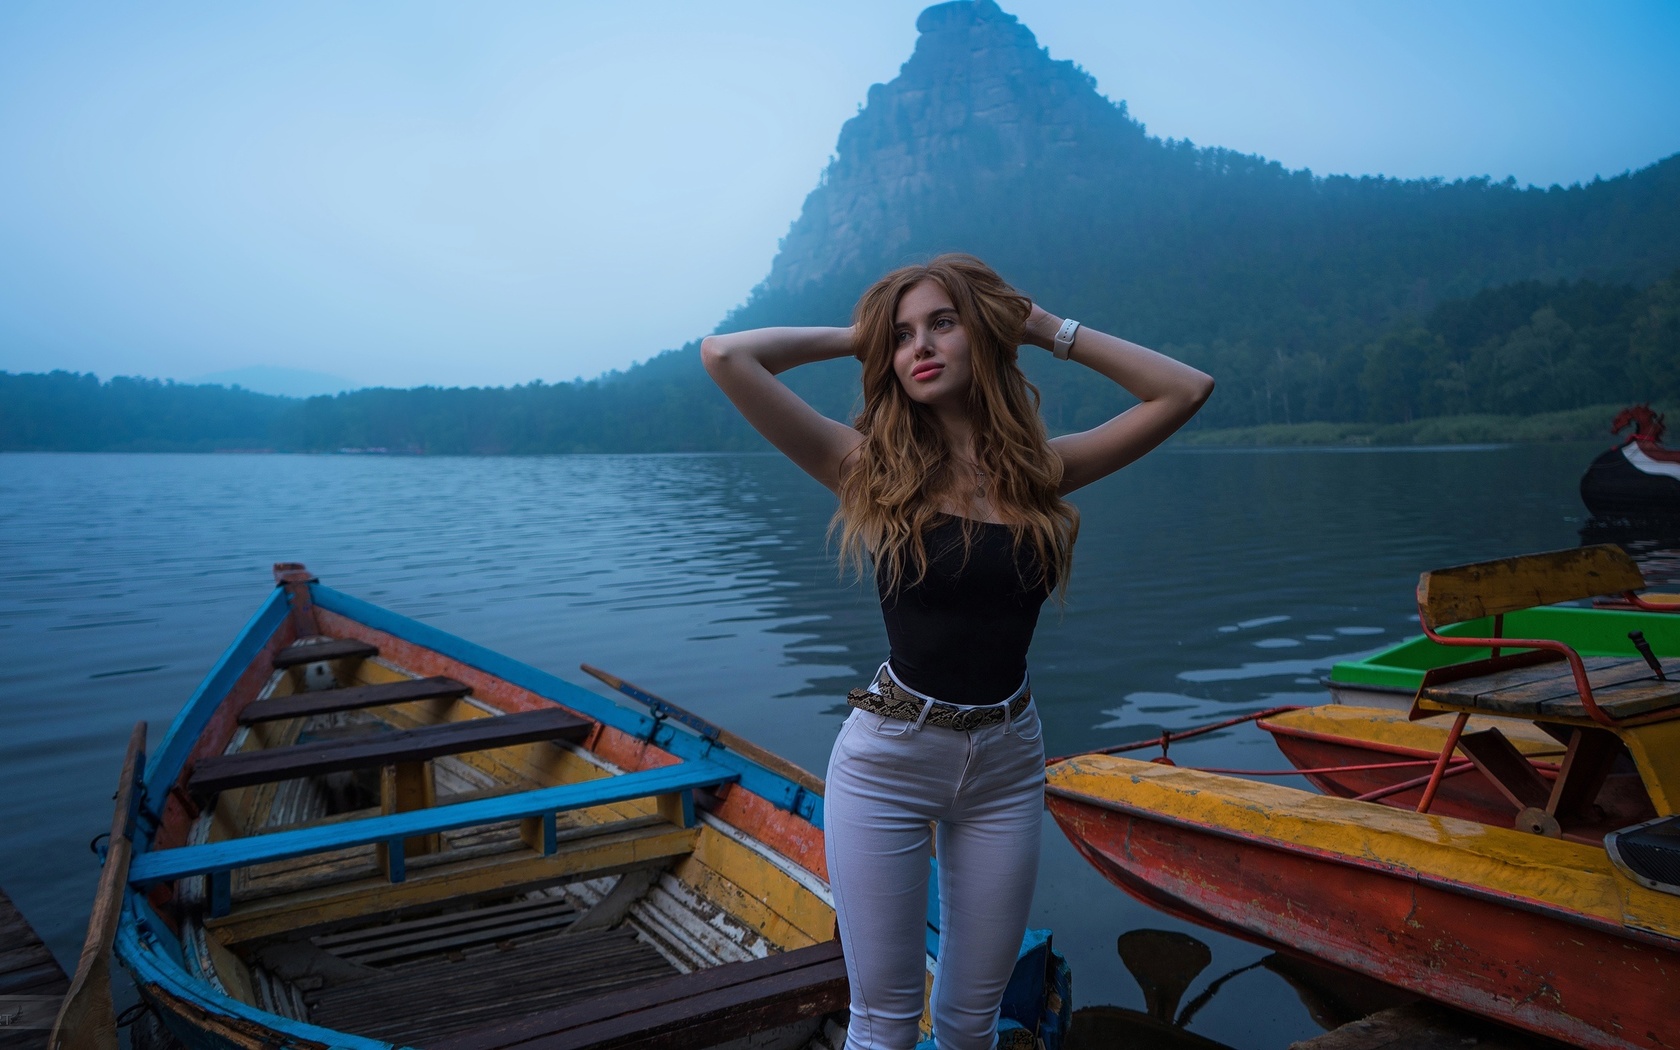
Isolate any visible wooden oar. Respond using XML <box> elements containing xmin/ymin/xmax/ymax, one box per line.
<box><xmin>51</xmin><ymin>722</ymin><xmax>145</xmax><ymax>1050</ymax></box>
<box><xmin>580</xmin><ymin>664</ymin><xmax>826</xmax><ymax>797</ymax></box>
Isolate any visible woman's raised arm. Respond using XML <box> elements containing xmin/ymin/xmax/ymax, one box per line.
<box><xmin>1027</xmin><ymin>307</ymin><xmax>1215</xmax><ymax>494</ymax></box>
<box><xmin>700</xmin><ymin>327</ymin><xmax>864</xmax><ymax>492</ymax></box>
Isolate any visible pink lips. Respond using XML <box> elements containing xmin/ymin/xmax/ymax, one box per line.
<box><xmin>910</xmin><ymin>361</ymin><xmax>944</xmax><ymax>381</ymax></box>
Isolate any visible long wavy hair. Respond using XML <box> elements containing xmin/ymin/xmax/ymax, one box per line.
<box><xmin>833</xmin><ymin>254</ymin><xmax>1079</xmax><ymax>597</ymax></box>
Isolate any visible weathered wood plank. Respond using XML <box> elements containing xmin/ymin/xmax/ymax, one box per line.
<box><xmin>1540</xmin><ymin>675</ymin><xmax>1680</xmax><ymax>720</ymax></box>
<box><xmin>1546</xmin><ymin>727</ymin><xmax>1625</xmax><ymax>823</ymax></box>
<box><xmin>273</xmin><ymin>638</ymin><xmax>379</xmax><ymax>668</ymax></box>
<box><xmin>432</xmin><ymin>940</ymin><xmax>847</xmax><ymax>1050</ymax></box>
<box><xmin>562</xmin><ymin>869</ymin><xmax>662</xmax><ymax>937</ymax></box>
<box><xmin>1416</xmin><ymin>544</ymin><xmax>1643</xmax><ymax>629</ymax></box>
<box><xmin>1418</xmin><ymin>656</ymin><xmax>1619</xmax><ymax>714</ymax></box>
<box><xmin>0</xmin><ymin>962</ymin><xmax>70</xmax><ymax>996</ymax></box>
<box><xmin>313</xmin><ymin>894</ymin><xmax>576</xmax><ymax>954</ymax></box>
<box><xmin>682</xmin><ymin>826</ymin><xmax>833</xmax><ymax>946</ymax></box>
<box><xmin>208</xmin><ymin>820</ymin><xmax>698</xmax><ymax>944</ymax></box>
<box><xmin>143</xmin><ymin>761</ymin><xmax>732</xmax><ymax>887</ymax></box>
<box><xmin>192</xmin><ymin>708</ymin><xmax>591</xmax><ymax>798</ymax></box>
<box><xmin>239</xmin><ymin>676</ymin><xmax>470</xmax><ymax>723</ymax></box>
<box><xmin>672</xmin><ymin>862</ymin><xmax>815</xmax><ymax>952</ymax></box>
<box><xmin>0</xmin><ymin>885</ymin><xmax>69</xmax><ymax>1048</ymax></box>
<box><xmin>1482</xmin><ymin>658</ymin><xmax>1657</xmax><ymax>709</ymax></box>
<box><xmin>1419</xmin><ymin>656</ymin><xmax>1680</xmax><ymax>721</ymax></box>
<box><xmin>308</xmin><ymin>928</ymin><xmax>678</xmax><ymax>1044</ymax></box>
<box><xmin>0</xmin><ymin>896</ymin><xmax>68</xmax><ymax>994</ymax></box>
<box><xmin>0</xmin><ymin>944</ymin><xmax>58</xmax><ymax>977</ymax></box>
<box><xmin>1454</xmin><ymin>729</ymin><xmax>1550</xmax><ymax>811</ymax></box>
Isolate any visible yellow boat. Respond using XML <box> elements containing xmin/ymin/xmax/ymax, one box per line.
<box><xmin>1048</xmin><ymin>545</ymin><xmax>1680</xmax><ymax>1050</ymax></box>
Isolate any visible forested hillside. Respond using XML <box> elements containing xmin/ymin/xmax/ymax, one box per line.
<box><xmin>5</xmin><ymin>0</ymin><xmax>1678</xmax><ymax>452</ymax></box>
<box><xmin>8</xmin><ymin>270</ymin><xmax>1676</xmax><ymax>452</ymax></box>
<box><xmin>717</xmin><ymin>0</ymin><xmax>1680</xmax><ymax>433</ymax></box>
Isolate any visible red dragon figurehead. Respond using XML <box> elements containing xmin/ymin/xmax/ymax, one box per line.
<box><xmin>1612</xmin><ymin>404</ymin><xmax>1666</xmax><ymax>447</ymax></box>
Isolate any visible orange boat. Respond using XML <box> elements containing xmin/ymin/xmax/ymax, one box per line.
<box><xmin>1048</xmin><ymin>545</ymin><xmax>1680</xmax><ymax>1050</ymax></box>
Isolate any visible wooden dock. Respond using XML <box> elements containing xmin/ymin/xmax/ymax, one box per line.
<box><xmin>0</xmin><ymin>886</ymin><xmax>69</xmax><ymax>1050</ymax></box>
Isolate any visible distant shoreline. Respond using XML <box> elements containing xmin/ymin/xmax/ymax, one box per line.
<box><xmin>4</xmin><ymin>401</ymin><xmax>1671</xmax><ymax>455</ymax></box>
<box><xmin>1176</xmin><ymin>403</ymin><xmax>1673</xmax><ymax>449</ymax></box>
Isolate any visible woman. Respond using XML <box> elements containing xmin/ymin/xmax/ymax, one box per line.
<box><xmin>701</xmin><ymin>255</ymin><xmax>1212</xmax><ymax>1050</ymax></box>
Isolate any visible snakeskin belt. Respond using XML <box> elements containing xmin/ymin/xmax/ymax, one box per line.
<box><xmin>846</xmin><ymin>673</ymin><xmax>1031</xmax><ymax>731</ymax></box>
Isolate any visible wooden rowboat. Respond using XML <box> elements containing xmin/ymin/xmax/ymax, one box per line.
<box><xmin>70</xmin><ymin>564</ymin><xmax>1068</xmax><ymax>1050</ymax></box>
<box><xmin>1048</xmin><ymin>546</ymin><xmax>1680</xmax><ymax>1049</ymax></box>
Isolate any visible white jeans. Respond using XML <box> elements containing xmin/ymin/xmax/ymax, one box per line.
<box><xmin>824</xmin><ymin>683</ymin><xmax>1045</xmax><ymax>1050</ymax></box>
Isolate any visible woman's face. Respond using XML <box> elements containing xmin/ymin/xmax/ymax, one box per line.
<box><xmin>892</xmin><ymin>279</ymin><xmax>973</xmax><ymax>407</ymax></box>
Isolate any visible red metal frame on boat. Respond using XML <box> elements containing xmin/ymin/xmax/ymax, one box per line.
<box><xmin>1614</xmin><ymin>591</ymin><xmax>1680</xmax><ymax>613</ymax></box>
<box><xmin>1046</xmin><ymin>706</ymin><xmax>1301</xmax><ymax>766</ymax></box>
<box><xmin>1417</xmin><ymin>620</ymin><xmax>1617</xmax><ymax>726</ymax></box>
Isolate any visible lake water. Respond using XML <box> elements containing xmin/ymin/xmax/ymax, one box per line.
<box><xmin>3</xmin><ymin>445</ymin><xmax>1671</xmax><ymax>1047</ymax></box>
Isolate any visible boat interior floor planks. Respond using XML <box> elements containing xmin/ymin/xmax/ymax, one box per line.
<box><xmin>305</xmin><ymin>924</ymin><xmax>679</xmax><ymax>1044</ymax></box>
<box><xmin>431</xmin><ymin>939</ymin><xmax>848</xmax><ymax>1050</ymax></box>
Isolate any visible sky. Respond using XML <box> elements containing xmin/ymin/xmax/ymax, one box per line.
<box><xmin>1</xmin><ymin>1</ymin><xmax>1677</xmax><ymax>394</ymax></box>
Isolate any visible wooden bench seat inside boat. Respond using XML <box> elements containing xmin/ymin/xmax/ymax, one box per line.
<box><xmin>273</xmin><ymin>637</ymin><xmax>380</xmax><ymax>668</ymax></box>
<box><xmin>1407</xmin><ymin>544</ymin><xmax>1680</xmax><ymax>834</ymax></box>
<box><xmin>240</xmin><ymin>675</ymin><xmax>472</xmax><ymax>724</ymax></box>
<box><xmin>190</xmin><ymin>707</ymin><xmax>592</xmax><ymax>800</ymax></box>
<box><xmin>1413</xmin><ymin>544</ymin><xmax>1678</xmax><ymax>727</ymax></box>
<box><xmin>132</xmin><ymin>760</ymin><xmax>739</xmax><ymax>917</ymax></box>
<box><xmin>429</xmin><ymin>938</ymin><xmax>848</xmax><ymax>1050</ymax></box>
<box><xmin>1418</xmin><ymin>653</ymin><xmax>1680</xmax><ymax>721</ymax></box>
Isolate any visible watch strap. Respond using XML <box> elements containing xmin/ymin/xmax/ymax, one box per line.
<box><xmin>1052</xmin><ymin>318</ymin><xmax>1080</xmax><ymax>360</ymax></box>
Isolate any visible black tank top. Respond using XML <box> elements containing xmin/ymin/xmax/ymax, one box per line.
<box><xmin>877</xmin><ymin>516</ymin><xmax>1052</xmax><ymax>705</ymax></box>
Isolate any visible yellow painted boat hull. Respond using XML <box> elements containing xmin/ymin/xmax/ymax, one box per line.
<box><xmin>1046</xmin><ymin>754</ymin><xmax>1680</xmax><ymax>1050</ymax></box>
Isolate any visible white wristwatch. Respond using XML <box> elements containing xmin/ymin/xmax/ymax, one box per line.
<box><xmin>1052</xmin><ymin>318</ymin><xmax>1080</xmax><ymax>360</ymax></box>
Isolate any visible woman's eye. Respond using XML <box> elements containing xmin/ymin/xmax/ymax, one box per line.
<box><xmin>895</xmin><ymin>330</ymin><xmax>911</xmax><ymax>343</ymax></box>
<box><xmin>934</xmin><ymin>317</ymin><xmax>953</xmax><ymax>330</ymax></box>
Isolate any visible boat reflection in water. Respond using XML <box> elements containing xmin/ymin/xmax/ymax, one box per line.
<box><xmin>1065</xmin><ymin>929</ymin><xmax>1411</xmax><ymax>1050</ymax></box>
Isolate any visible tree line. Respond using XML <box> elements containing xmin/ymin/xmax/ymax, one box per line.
<box><xmin>5</xmin><ymin>271</ymin><xmax>1677</xmax><ymax>454</ymax></box>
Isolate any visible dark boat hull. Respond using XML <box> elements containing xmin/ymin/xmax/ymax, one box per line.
<box><xmin>1581</xmin><ymin>443</ymin><xmax>1680</xmax><ymax>520</ymax></box>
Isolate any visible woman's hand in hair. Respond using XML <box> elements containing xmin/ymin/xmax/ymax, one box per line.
<box><xmin>1022</xmin><ymin>303</ymin><xmax>1063</xmax><ymax>351</ymax></box>
<box><xmin>700</xmin><ymin>327</ymin><xmax>864</xmax><ymax>492</ymax></box>
<box><xmin>1028</xmin><ymin>309</ymin><xmax>1215</xmax><ymax>494</ymax></box>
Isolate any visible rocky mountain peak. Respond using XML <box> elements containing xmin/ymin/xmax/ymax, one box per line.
<box><xmin>759</xmin><ymin>1</ymin><xmax>1138</xmax><ymax>297</ymax></box>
